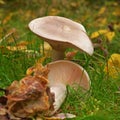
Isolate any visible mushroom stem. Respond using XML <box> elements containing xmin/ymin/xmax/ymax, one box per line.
<box><xmin>50</xmin><ymin>83</ymin><xmax>67</xmax><ymax>115</ymax></box>
<box><xmin>52</xmin><ymin>49</ymin><xmax>65</xmax><ymax>61</ymax></box>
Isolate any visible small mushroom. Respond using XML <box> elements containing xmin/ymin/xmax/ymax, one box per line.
<box><xmin>46</xmin><ymin>60</ymin><xmax>91</xmax><ymax>114</ymax></box>
<box><xmin>3</xmin><ymin>60</ymin><xmax>91</xmax><ymax>119</ymax></box>
<box><xmin>29</xmin><ymin>16</ymin><xmax>94</xmax><ymax>60</ymax></box>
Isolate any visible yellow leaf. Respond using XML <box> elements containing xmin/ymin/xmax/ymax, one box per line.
<box><xmin>98</xmin><ymin>7</ymin><xmax>106</xmax><ymax>15</ymax></box>
<box><xmin>26</xmin><ymin>66</ymin><xmax>35</xmax><ymax>75</ymax></box>
<box><xmin>105</xmin><ymin>31</ymin><xmax>115</xmax><ymax>42</ymax></box>
<box><xmin>104</xmin><ymin>53</ymin><xmax>120</xmax><ymax>78</ymax></box>
<box><xmin>90</xmin><ymin>29</ymin><xmax>108</xmax><ymax>39</ymax></box>
<box><xmin>100</xmin><ymin>18</ymin><xmax>107</xmax><ymax>26</ymax></box>
<box><xmin>91</xmin><ymin>29</ymin><xmax>115</xmax><ymax>42</ymax></box>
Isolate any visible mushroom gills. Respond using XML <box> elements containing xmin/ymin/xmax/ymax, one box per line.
<box><xmin>47</xmin><ymin>60</ymin><xmax>91</xmax><ymax>91</ymax></box>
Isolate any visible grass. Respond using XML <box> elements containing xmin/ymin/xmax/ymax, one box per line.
<box><xmin>0</xmin><ymin>0</ymin><xmax>120</xmax><ymax>119</ymax></box>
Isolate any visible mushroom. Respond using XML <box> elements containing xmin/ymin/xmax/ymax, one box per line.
<box><xmin>46</xmin><ymin>60</ymin><xmax>91</xmax><ymax>114</ymax></box>
<box><xmin>3</xmin><ymin>60</ymin><xmax>90</xmax><ymax>119</ymax></box>
<box><xmin>29</xmin><ymin>16</ymin><xmax>94</xmax><ymax>60</ymax></box>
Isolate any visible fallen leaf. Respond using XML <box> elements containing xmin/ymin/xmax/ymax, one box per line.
<box><xmin>105</xmin><ymin>31</ymin><xmax>115</xmax><ymax>42</ymax></box>
<box><xmin>104</xmin><ymin>53</ymin><xmax>120</xmax><ymax>78</ymax></box>
<box><xmin>0</xmin><ymin>106</ymin><xmax>6</xmax><ymax>116</ymax></box>
<box><xmin>6</xmin><ymin>64</ymin><xmax>54</xmax><ymax>119</ymax></box>
<box><xmin>26</xmin><ymin>66</ymin><xmax>35</xmax><ymax>75</ymax></box>
<box><xmin>98</xmin><ymin>7</ymin><xmax>106</xmax><ymax>15</ymax></box>
<box><xmin>27</xmin><ymin>63</ymin><xmax>50</xmax><ymax>78</ymax></box>
<box><xmin>65</xmin><ymin>50</ymin><xmax>78</xmax><ymax>60</ymax></box>
<box><xmin>91</xmin><ymin>29</ymin><xmax>115</xmax><ymax>42</ymax></box>
<box><xmin>96</xmin><ymin>18</ymin><xmax>107</xmax><ymax>27</ymax></box>
<box><xmin>90</xmin><ymin>29</ymin><xmax>108</xmax><ymax>39</ymax></box>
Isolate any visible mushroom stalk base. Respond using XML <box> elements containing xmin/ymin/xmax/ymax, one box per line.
<box><xmin>52</xmin><ymin>49</ymin><xmax>65</xmax><ymax>61</ymax></box>
<box><xmin>50</xmin><ymin>83</ymin><xmax>67</xmax><ymax>115</ymax></box>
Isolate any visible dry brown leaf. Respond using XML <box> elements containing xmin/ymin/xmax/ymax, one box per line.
<box><xmin>6</xmin><ymin>64</ymin><xmax>54</xmax><ymax>119</ymax></box>
<box><xmin>65</xmin><ymin>51</ymin><xmax>77</xmax><ymax>60</ymax></box>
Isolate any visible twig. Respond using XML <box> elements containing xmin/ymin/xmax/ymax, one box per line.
<box><xmin>0</xmin><ymin>30</ymin><xmax>15</xmax><ymax>44</ymax></box>
<box><xmin>93</xmin><ymin>42</ymin><xmax>109</xmax><ymax>57</ymax></box>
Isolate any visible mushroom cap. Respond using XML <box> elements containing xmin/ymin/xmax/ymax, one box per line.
<box><xmin>29</xmin><ymin>16</ymin><xmax>94</xmax><ymax>55</ymax></box>
<box><xmin>47</xmin><ymin>60</ymin><xmax>91</xmax><ymax>91</ymax></box>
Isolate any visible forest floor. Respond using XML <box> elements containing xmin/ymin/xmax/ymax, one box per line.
<box><xmin>0</xmin><ymin>0</ymin><xmax>120</xmax><ymax>119</ymax></box>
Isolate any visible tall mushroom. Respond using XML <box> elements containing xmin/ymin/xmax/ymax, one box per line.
<box><xmin>29</xmin><ymin>16</ymin><xmax>94</xmax><ymax>60</ymax></box>
<box><xmin>46</xmin><ymin>60</ymin><xmax>91</xmax><ymax>115</ymax></box>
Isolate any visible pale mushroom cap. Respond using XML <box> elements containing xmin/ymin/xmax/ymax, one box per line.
<box><xmin>29</xmin><ymin>16</ymin><xmax>94</xmax><ymax>55</ymax></box>
<box><xmin>47</xmin><ymin>60</ymin><xmax>91</xmax><ymax>91</ymax></box>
